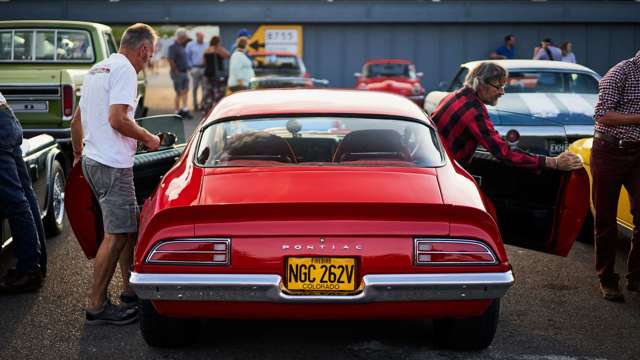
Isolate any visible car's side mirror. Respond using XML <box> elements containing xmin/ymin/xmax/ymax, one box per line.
<box><xmin>416</xmin><ymin>72</ymin><xmax>424</xmax><ymax>78</ymax></box>
<box><xmin>354</xmin><ymin>72</ymin><xmax>362</xmax><ymax>78</ymax></box>
<box><xmin>159</xmin><ymin>132</ymin><xmax>177</xmax><ymax>147</ymax></box>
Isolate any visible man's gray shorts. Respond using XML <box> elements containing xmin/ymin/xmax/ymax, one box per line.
<box><xmin>81</xmin><ymin>157</ymin><xmax>139</xmax><ymax>234</ymax></box>
<box><xmin>171</xmin><ymin>71</ymin><xmax>189</xmax><ymax>92</ymax></box>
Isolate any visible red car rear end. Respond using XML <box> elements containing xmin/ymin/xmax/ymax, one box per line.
<box><xmin>129</xmin><ymin>89</ymin><xmax>513</xmax><ymax>350</ymax></box>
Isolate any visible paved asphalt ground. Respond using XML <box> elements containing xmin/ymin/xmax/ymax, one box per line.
<box><xmin>1</xmin><ymin>65</ymin><xmax>639</xmax><ymax>360</ymax></box>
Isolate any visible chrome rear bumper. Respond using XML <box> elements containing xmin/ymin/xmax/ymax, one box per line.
<box><xmin>130</xmin><ymin>271</ymin><xmax>514</xmax><ymax>303</ymax></box>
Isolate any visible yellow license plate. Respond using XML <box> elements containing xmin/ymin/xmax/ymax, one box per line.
<box><xmin>286</xmin><ymin>257</ymin><xmax>357</xmax><ymax>293</ymax></box>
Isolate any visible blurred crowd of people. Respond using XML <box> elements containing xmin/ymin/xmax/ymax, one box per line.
<box><xmin>490</xmin><ymin>34</ymin><xmax>577</xmax><ymax>63</ymax></box>
<box><xmin>163</xmin><ymin>28</ymin><xmax>255</xmax><ymax>118</ymax></box>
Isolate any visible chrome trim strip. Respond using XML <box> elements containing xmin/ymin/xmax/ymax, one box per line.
<box><xmin>492</xmin><ymin>125</ymin><xmax>594</xmax><ymax>138</ymax></box>
<box><xmin>493</xmin><ymin>125</ymin><xmax>565</xmax><ymax>137</ymax></box>
<box><xmin>130</xmin><ymin>271</ymin><xmax>514</xmax><ymax>303</ymax></box>
<box><xmin>0</xmin><ymin>83</ymin><xmax>62</xmax><ymax>87</ymax></box>
<box><xmin>564</xmin><ymin>125</ymin><xmax>595</xmax><ymax>138</ymax></box>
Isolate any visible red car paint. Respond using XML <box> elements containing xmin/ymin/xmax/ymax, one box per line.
<box><xmin>355</xmin><ymin>59</ymin><xmax>425</xmax><ymax>106</ymax></box>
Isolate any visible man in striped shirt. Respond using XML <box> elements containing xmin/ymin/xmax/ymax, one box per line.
<box><xmin>432</xmin><ymin>62</ymin><xmax>582</xmax><ymax>172</ymax></box>
<box><xmin>591</xmin><ymin>51</ymin><xmax>640</xmax><ymax>302</ymax></box>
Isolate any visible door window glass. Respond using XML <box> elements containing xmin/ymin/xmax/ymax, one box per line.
<box><xmin>14</xmin><ymin>31</ymin><xmax>33</xmax><ymax>61</ymax></box>
<box><xmin>56</xmin><ymin>30</ymin><xmax>93</xmax><ymax>61</ymax></box>
<box><xmin>35</xmin><ymin>30</ymin><xmax>55</xmax><ymax>60</ymax></box>
<box><xmin>0</xmin><ymin>31</ymin><xmax>11</xmax><ymax>60</ymax></box>
<box><xmin>449</xmin><ymin>67</ymin><xmax>468</xmax><ymax>91</ymax></box>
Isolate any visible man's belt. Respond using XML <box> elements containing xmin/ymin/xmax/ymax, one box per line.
<box><xmin>595</xmin><ymin>131</ymin><xmax>640</xmax><ymax>148</ymax></box>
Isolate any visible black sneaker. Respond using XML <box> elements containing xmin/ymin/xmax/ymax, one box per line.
<box><xmin>0</xmin><ymin>269</ymin><xmax>43</xmax><ymax>294</ymax></box>
<box><xmin>119</xmin><ymin>292</ymin><xmax>139</xmax><ymax>309</ymax></box>
<box><xmin>182</xmin><ymin>110</ymin><xmax>194</xmax><ymax>119</ymax></box>
<box><xmin>85</xmin><ymin>299</ymin><xmax>138</xmax><ymax>325</ymax></box>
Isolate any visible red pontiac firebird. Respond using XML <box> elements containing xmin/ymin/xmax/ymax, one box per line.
<box><xmin>129</xmin><ymin>89</ymin><xmax>514</xmax><ymax>349</ymax></box>
<box><xmin>355</xmin><ymin>59</ymin><xmax>425</xmax><ymax>106</ymax></box>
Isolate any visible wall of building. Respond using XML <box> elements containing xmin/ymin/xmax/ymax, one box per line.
<box><xmin>220</xmin><ymin>22</ymin><xmax>640</xmax><ymax>90</ymax></box>
<box><xmin>3</xmin><ymin>1</ymin><xmax>640</xmax><ymax>89</ymax></box>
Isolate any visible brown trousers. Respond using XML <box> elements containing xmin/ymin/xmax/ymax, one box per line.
<box><xmin>590</xmin><ymin>137</ymin><xmax>640</xmax><ymax>285</ymax></box>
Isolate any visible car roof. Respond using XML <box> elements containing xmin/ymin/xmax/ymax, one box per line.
<box><xmin>365</xmin><ymin>59</ymin><xmax>413</xmax><ymax>65</ymax></box>
<box><xmin>206</xmin><ymin>89</ymin><xmax>428</xmax><ymax>124</ymax></box>
<box><xmin>461</xmin><ymin>59</ymin><xmax>599</xmax><ymax>75</ymax></box>
<box><xmin>0</xmin><ymin>20</ymin><xmax>111</xmax><ymax>32</ymax></box>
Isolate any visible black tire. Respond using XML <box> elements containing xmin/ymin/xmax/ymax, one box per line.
<box><xmin>433</xmin><ymin>299</ymin><xmax>500</xmax><ymax>350</ymax></box>
<box><xmin>140</xmin><ymin>300</ymin><xmax>199</xmax><ymax>347</ymax></box>
<box><xmin>43</xmin><ymin>160</ymin><xmax>65</xmax><ymax>236</ymax></box>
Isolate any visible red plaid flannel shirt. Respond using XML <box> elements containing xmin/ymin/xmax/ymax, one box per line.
<box><xmin>594</xmin><ymin>52</ymin><xmax>640</xmax><ymax>141</ymax></box>
<box><xmin>432</xmin><ymin>87</ymin><xmax>545</xmax><ymax>170</ymax></box>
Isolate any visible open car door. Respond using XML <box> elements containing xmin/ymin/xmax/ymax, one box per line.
<box><xmin>65</xmin><ymin>114</ymin><xmax>186</xmax><ymax>259</ymax></box>
<box><xmin>465</xmin><ymin>153</ymin><xmax>590</xmax><ymax>256</ymax></box>
<box><xmin>547</xmin><ymin>168</ymin><xmax>591</xmax><ymax>256</ymax></box>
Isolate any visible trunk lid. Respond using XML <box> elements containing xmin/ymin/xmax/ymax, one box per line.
<box><xmin>199</xmin><ymin>168</ymin><xmax>443</xmax><ymax>206</ymax></box>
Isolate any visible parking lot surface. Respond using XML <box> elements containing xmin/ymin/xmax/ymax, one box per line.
<box><xmin>1</xmin><ymin>220</ymin><xmax>639</xmax><ymax>360</ymax></box>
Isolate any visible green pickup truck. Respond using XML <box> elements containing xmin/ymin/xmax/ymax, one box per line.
<box><xmin>0</xmin><ymin>20</ymin><xmax>147</xmax><ymax>168</ymax></box>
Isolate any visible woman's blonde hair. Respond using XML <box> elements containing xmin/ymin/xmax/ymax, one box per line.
<box><xmin>235</xmin><ymin>36</ymin><xmax>249</xmax><ymax>50</ymax></box>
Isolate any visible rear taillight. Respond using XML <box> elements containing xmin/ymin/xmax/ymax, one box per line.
<box><xmin>414</xmin><ymin>239</ymin><xmax>497</xmax><ymax>265</ymax></box>
<box><xmin>62</xmin><ymin>84</ymin><xmax>74</xmax><ymax>118</ymax></box>
<box><xmin>146</xmin><ymin>239</ymin><xmax>231</xmax><ymax>265</ymax></box>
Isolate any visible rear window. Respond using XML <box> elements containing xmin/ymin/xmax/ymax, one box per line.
<box><xmin>195</xmin><ymin>117</ymin><xmax>444</xmax><ymax>168</ymax></box>
<box><xmin>366</xmin><ymin>63</ymin><xmax>415</xmax><ymax>79</ymax></box>
<box><xmin>506</xmin><ymin>71</ymin><xmax>599</xmax><ymax>94</ymax></box>
<box><xmin>0</xmin><ymin>29</ymin><xmax>94</xmax><ymax>63</ymax></box>
<box><xmin>252</xmin><ymin>54</ymin><xmax>303</xmax><ymax>75</ymax></box>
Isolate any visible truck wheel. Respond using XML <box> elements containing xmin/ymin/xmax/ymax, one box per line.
<box><xmin>433</xmin><ymin>299</ymin><xmax>500</xmax><ymax>350</ymax></box>
<box><xmin>140</xmin><ymin>300</ymin><xmax>199</xmax><ymax>347</ymax></box>
<box><xmin>44</xmin><ymin>160</ymin><xmax>65</xmax><ymax>236</ymax></box>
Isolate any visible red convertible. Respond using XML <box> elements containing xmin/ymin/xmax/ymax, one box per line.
<box><xmin>355</xmin><ymin>59</ymin><xmax>425</xmax><ymax>106</ymax></box>
<box><xmin>120</xmin><ymin>89</ymin><xmax>515</xmax><ymax>349</ymax></box>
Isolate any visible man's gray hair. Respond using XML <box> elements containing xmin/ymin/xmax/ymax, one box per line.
<box><xmin>120</xmin><ymin>23</ymin><xmax>157</xmax><ymax>50</ymax></box>
<box><xmin>175</xmin><ymin>28</ymin><xmax>188</xmax><ymax>38</ymax></box>
<box><xmin>464</xmin><ymin>62</ymin><xmax>508</xmax><ymax>91</ymax></box>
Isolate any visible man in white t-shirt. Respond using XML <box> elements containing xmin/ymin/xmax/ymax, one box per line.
<box><xmin>70</xmin><ymin>23</ymin><xmax>160</xmax><ymax>325</ymax></box>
